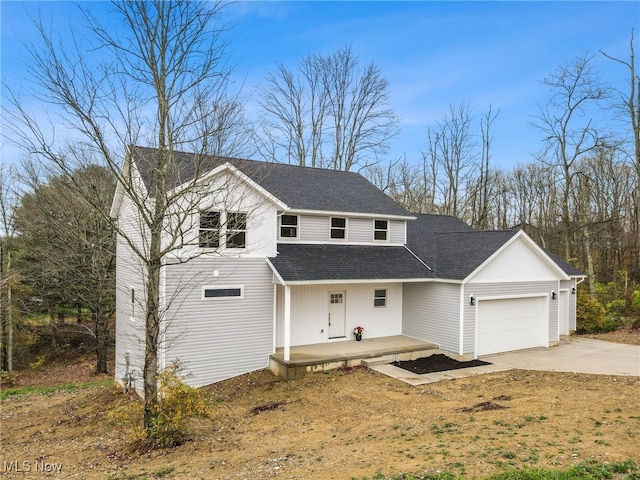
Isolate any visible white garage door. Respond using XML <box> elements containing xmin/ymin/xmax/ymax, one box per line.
<box><xmin>477</xmin><ymin>296</ymin><xmax>548</xmax><ymax>356</ymax></box>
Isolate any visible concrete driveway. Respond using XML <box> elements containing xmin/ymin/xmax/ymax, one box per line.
<box><xmin>483</xmin><ymin>337</ymin><xmax>640</xmax><ymax>377</ymax></box>
<box><xmin>370</xmin><ymin>337</ymin><xmax>640</xmax><ymax>386</ymax></box>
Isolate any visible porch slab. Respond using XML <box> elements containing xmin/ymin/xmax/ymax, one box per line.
<box><xmin>269</xmin><ymin>335</ymin><xmax>438</xmax><ymax>380</ymax></box>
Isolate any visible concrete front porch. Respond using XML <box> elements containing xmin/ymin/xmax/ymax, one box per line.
<box><xmin>269</xmin><ymin>335</ymin><xmax>439</xmax><ymax>380</ymax></box>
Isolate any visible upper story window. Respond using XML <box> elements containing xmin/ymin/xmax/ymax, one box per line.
<box><xmin>199</xmin><ymin>210</ymin><xmax>221</xmax><ymax>248</ymax></box>
<box><xmin>226</xmin><ymin>212</ymin><xmax>247</xmax><ymax>249</ymax></box>
<box><xmin>374</xmin><ymin>220</ymin><xmax>388</xmax><ymax>241</ymax></box>
<box><xmin>280</xmin><ymin>214</ymin><xmax>298</xmax><ymax>239</ymax></box>
<box><xmin>330</xmin><ymin>217</ymin><xmax>346</xmax><ymax>239</ymax></box>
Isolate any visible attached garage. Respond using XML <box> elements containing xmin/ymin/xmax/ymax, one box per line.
<box><xmin>476</xmin><ymin>295</ymin><xmax>549</xmax><ymax>356</ymax></box>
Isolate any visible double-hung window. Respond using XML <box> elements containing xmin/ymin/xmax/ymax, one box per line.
<box><xmin>374</xmin><ymin>289</ymin><xmax>387</xmax><ymax>308</ymax></box>
<box><xmin>374</xmin><ymin>220</ymin><xmax>388</xmax><ymax>241</ymax></box>
<box><xmin>330</xmin><ymin>217</ymin><xmax>346</xmax><ymax>239</ymax></box>
<box><xmin>199</xmin><ymin>210</ymin><xmax>221</xmax><ymax>248</ymax></box>
<box><xmin>226</xmin><ymin>212</ymin><xmax>247</xmax><ymax>249</ymax></box>
<box><xmin>280</xmin><ymin>214</ymin><xmax>298</xmax><ymax>239</ymax></box>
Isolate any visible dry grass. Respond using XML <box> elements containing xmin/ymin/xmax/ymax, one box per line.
<box><xmin>1</xmin><ymin>334</ymin><xmax>639</xmax><ymax>479</ymax></box>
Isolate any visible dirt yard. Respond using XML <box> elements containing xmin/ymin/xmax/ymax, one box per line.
<box><xmin>1</xmin><ymin>335</ymin><xmax>639</xmax><ymax>480</ymax></box>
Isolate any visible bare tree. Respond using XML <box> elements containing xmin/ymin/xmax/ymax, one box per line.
<box><xmin>423</xmin><ymin>101</ymin><xmax>478</xmax><ymax>218</ymax></box>
<box><xmin>257</xmin><ymin>46</ymin><xmax>399</xmax><ymax>172</ymax></box>
<box><xmin>3</xmin><ymin>1</ymin><xmax>246</xmax><ymax>434</ymax></box>
<box><xmin>0</xmin><ymin>164</ymin><xmax>20</xmax><ymax>373</ymax></box>
<box><xmin>474</xmin><ymin>106</ymin><xmax>500</xmax><ymax>229</ymax></box>
<box><xmin>534</xmin><ymin>53</ymin><xmax>610</xmax><ymax>261</ymax></box>
<box><xmin>601</xmin><ymin>30</ymin><xmax>640</xmax><ymax>275</ymax></box>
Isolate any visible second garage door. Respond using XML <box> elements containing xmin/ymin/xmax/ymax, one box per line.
<box><xmin>477</xmin><ymin>296</ymin><xmax>548</xmax><ymax>356</ymax></box>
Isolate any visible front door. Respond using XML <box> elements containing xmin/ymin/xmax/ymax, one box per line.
<box><xmin>328</xmin><ymin>291</ymin><xmax>346</xmax><ymax>338</ymax></box>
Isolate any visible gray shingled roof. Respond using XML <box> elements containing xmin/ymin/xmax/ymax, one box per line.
<box><xmin>407</xmin><ymin>214</ymin><xmax>474</xmax><ymax>267</ymax></box>
<box><xmin>433</xmin><ymin>230</ymin><xmax>518</xmax><ymax>280</ymax></box>
<box><xmin>130</xmin><ymin>146</ymin><xmax>411</xmax><ymax>217</ymax></box>
<box><xmin>268</xmin><ymin>244</ymin><xmax>434</xmax><ymax>282</ymax></box>
<box><xmin>544</xmin><ymin>249</ymin><xmax>586</xmax><ymax>277</ymax></box>
<box><xmin>406</xmin><ymin>214</ymin><xmax>584</xmax><ymax>280</ymax></box>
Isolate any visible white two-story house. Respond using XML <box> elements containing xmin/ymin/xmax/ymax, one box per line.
<box><xmin>111</xmin><ymin>146</ymin><xmax>584</xmax><ymax>390</ymax></box>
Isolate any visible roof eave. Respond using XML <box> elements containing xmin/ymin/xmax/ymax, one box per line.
<box><xmin>463</xmin><ymin>230</ymin><xmax>571</xmax><ymax>283</ymax></box>
<box><xmin>284</xmin><ymin>208</ymin><xmax>415</xmax><ymax>220</ymax></box>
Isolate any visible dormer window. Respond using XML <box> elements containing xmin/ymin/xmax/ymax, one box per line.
<box><xmin>226</xmin><ymin>212</ymin><xmax>247</xmax><ymax>249</ymax></box>
<box><xmin>199</xmin><ymin>210</ymin><xmax>221</xmax><ymax>248</ymax></box>
<box><xmin>280</xmin><ymin>214</ymin><xmax>298</xmax><ymax>238</ymax></box>
<box><xmin>374</xmin><ymin>220</ymin><xmax>388</xmax><ymax>241</ymax></box>
<box><xmin>330</xmin><ymin>217</ymin><xmax>346</xmax><ymax>239</ymax></box>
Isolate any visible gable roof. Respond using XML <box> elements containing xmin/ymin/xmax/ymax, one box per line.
<box><xmin>267</xmin><ymin>244</ymin><xmax>434</xmax><ymax>284</ymax></box>
<box><xmin>433</xmin><ymin>230</ymin><xmax>519</xmax><ymax>280</ymax></box>
<box><xmin>543</xmin><ymin>249</ymin><xmax>586</xmax><ymax>277</ymax></box>
<box><xmin>406</xmin><ymin>214</ymin><xmax>582</xmax><ymax>281</ymax></box>
<box><xmin>129</xmin><ymin>146</ymin><xmax>412</xmax><ymax>218</ymax></box>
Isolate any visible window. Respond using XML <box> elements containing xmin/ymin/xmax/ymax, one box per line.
<box><xmin>374</xmin><ymin>220</ymin><xmax>388</xmax><ymax>241</ymax></box>
<box><xmin>199</xmin><ymin>210</ymin><xmax>221</xmax><ymax>248</ymax></box>
<box><xmin>202</xmin><ymin>286</ymin><xmax>243</xmax><ymax>299</ymax></box>
<box><xmin>130</xmin><ymin>288</ymin><xmax>136</xmax><ymax>320</ymax></box>
<box><xmin>280</xmin><ymin>214</ymin><xmax>298</xmax><ymax>238</ymax></box>
<box><xmin>226</xmin><ymin>212</ymin><xmax>247</xmax><ymax>248</ymax></box>
<box><xmin>330</xmin><ymin>217</ymin><xmax>346</xmax><ymax>239</ymax></box>
<box><xmin>374</xmin><ymin>289</ymin><xmax>387</xmax><ymax>308</ymax></box>
<box><xmin>330</xmin><ymin>292</ymin><xmax>343</xmax><ymax>304</ymax></box>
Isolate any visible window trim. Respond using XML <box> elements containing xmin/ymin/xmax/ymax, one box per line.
<box><xmin>201</xmin><ymin>285</ymin><xmax>244</xmax><ymax>300</ymax></box>
<box><xmin>373</xmin><ymin>288</ymin><xmax>387</xmax><ymax>308</ymax></box>
<box><xmin>279</xmin><ymin>214</ymin><xmax>299</xmax><ymax>239</ymax></box>
<box><xmin>199</xmin><ymin>210</ymin><xmax>221</xmax><ymax>248</ymax></box>
<box><xmin>130</xmin><ymin>287</ymin><xmax>136</xmax><ymax>321</ymax></box>
<box><xmin>330</xmin><ymin>217</ymin><xmax>347</xmax><ymax>240</ymax></box>
<box><xmin>373</xmin><ymin>219</ymin><xmax>389</xmax><ymax>241</ymax></box>
<box><xmin>225</xmin><ymin>211</ymin><xmax>247</xmax><ymax>249</ymax></box>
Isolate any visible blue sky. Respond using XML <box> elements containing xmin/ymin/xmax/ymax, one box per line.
<box><xmin>2</xmin><ymin>1</ymin><xmax>639</xmax><ymax>170</ymax></box>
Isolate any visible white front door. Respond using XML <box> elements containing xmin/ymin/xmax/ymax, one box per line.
<box><xmin>328</xmin><ymin>291</ymin><xmax>346</xmax><ymax>338</ymax></box>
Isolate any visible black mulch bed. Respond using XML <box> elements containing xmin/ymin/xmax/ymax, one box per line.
<box><xmin>391</xmin><ymin>354</ymin><xmax>491</xmax><ymax>374</ymax></box>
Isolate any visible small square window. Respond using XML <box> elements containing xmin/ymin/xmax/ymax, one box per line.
<box><xmin>374</xmin><ymin>220</ymin><xmax>388</xmax><ymax>241</ymax></box>
<box><xmin>280</xmin><ymin>214</ymin><xmax>298</xmax><ymax>238</ymax></box>
<box><xmin>330</xmin><ymin>217</ymin><xmax>346</xmax><ymax>239</ymax></box>
<box><xmin>374</xmin><ymin>289</ymin><xmax>387</xmax><ymax>308</ymax></box>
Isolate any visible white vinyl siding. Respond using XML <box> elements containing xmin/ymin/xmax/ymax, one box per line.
<box><xmin>114</xmin><ymin>194</ymin><xmax>148</xmax><ymax>394</ymax></box>
<box><xmin>402</xmin><ymin>282</ymin><xmax>461</xmax><ymax>353</ymax></box>
<box><xmin>294</xmin><ymin>214</ymin><xmax>407</xmax><ymax>244</ymax></box>
<box><xmin>560</xmin><ymin>279</ymin><xmax>578</xmax><ymax>331</ymax></box>
<box><xmin>299</xmin><ymin>215</ymin><xmax>327</xmax><ymax>242</ymax></box>
<box><xmin>275</xmin><ymin>283</ymin><xmax>403</xmax><ymax>347</ymax></box>
<box><xmin>163</xmin><ymin>257</ymin><xmax>273</xmax><ymax>387</ymax></box>
<box><xmin>390</xmin><ymin>220</ymin><xmax>406</xmax><ymax>244</ymax></box>
<box><xmin>469</xmin><ymin>237</ymin><xmax>560</xmax><ymax>282</ymax></box>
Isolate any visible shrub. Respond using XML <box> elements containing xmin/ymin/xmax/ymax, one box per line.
<box><xmin>0</xmin><ymin>370</ymin><xmax>16</xmax><ymax>387</ymax></box>
<box><xmin>147</xmin><ymin>360</ymin><xmax>210</xmax><ymax>447</ymax></box>
<box><xmin>109</xmin><ymin>359</ymin><xmax>210</xmax><ymax>450</ymax></box>
<box><xmin>576</xmin><ymin>293</ymin><xmax>607</xmax><ymax>334</ymax></box>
